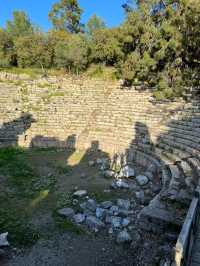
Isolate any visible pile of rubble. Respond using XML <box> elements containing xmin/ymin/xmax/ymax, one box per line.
<box><xmin>58</xmin><ymin>193</ymin><xmax>141</xmax><ymax>244</ymax></box>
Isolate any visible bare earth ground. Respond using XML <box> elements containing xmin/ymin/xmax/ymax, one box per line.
<box><xmin>0</xmin><ymin>148</ymin><xmax>166</xmax><ymax>266</ymax></box>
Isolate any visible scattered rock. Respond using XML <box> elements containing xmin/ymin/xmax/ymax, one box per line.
<box><xmin>108</xmin><ymin>228</ymin><xmax>114</xmax><ymax>234</ymax></box>
<box><xmin>116</xmin><ymin>229</ymin><xmax>132</xmax><ymax>244</ymax></box>
<box><xmin>96</xmin><ymin>207</ymin><xmax>107</xmax><ymax>220</ymax></box>
<box><xmin>88</xmin><ymin>160</ymin><xmax>95</xmax><ymax>167</ymax></box>
<box><xmin>118</xmin><ymin>209</ymin><xmax>131</xmax><ymax>218</ymax></box>
<box><xmin>117</xmin><ymin>199</ymin><xmax>130</xmax><ymax>210</ymax></box>
<box><xmin>73</xmin><ymin>213</ymin><xmax>85</xmax><ymax>224</ymax></box>
<box><xmin>0</xmin><ymin>233</ymin><xmax>9</xmax><ymax>247</ymax></box>
<box><xmin>119</xmin><ymin>165</ymin><xmax>135</xmax><ymax>178</ymax></box>
<box><xmin>80</xmin><ymin>173</ymin><xmax>87</xmax><ymax>179</ymax></box>
<box><xmin>73</xmin><ymin>190</ymin><xmax>87</xmax><ymax>197</ymax></box>
<box><xmin>104</xmin><ymin>170</ymin><xmax>115</xmax><ymax>178</ymax></box>
<box><xmin>57</xmin><ymin>208</ymin><xmax>75</xmax><ymax>218</ymax></box>
<box><xmin>101</xmin><ymin>201</ymin><xmax>113</xmax><ymax>209</ymax></box>
<box><xmin>111</xmin><ymin>179</ymin><xmax>129</xmax><ymax>189</ymax></box>
<box><xmin>86</xmin><ymin>216</ymin><xmax>105</xmax><ymax>231</ymax></box>
<box><xmin>111</xmin><ymin>216</ymin><xmax>122</xmax><ymax>228</ymax></box>
<box><xmin>136</xmin><ymin>175</ymin><xmax>149</xmax><ymax>186</ymax></box>
<box><xmin>105</xmin><ymin>215</ymin><xmax>112</xmax><ymax>224</ymax></box>
<box><xmin>135</xmin><ymin>191</ymin><xmax>145</xmax><ymax>202</ymax></box>
<box><xmin>85</xmin><ymin>199</ymin><xmax>97</xmax><ymax>212</ymax></box>
<box><xmin>109</xmin><ymin>205</ymin><xmax>119</xmax><ymax>216</ymax></box>
<box><xmin>96</xmin><ymin>158</ymin><xmax>103</xmax><ymax>165</ymax></box>
<box><xmin>122</xmin><ymin>218</ymin><xmax>130</xmax><ymax>227</ymax></box>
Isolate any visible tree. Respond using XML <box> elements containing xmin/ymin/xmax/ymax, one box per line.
<box><xmin>91</xmin><ymin>28</ymin><xmax>123</xmax><ymax>65</ymax></box>
<box><xmin>0</xmin><ymin>29</ymin><xmax>14</xmax><ymax>67</ymax></box>
<box><xmin>15</xmin><ymin>33</ymin><xmax>53</xmax><ymax>68</ymax></box>
<box><xmin>6</xmin><ymin>11</ymin><xmax>33</xmax><ymax>38</ymax></box>
<box><xmin>54</xmin><ymin>34</ymin><xmax>90</xmax><ymax>73</ymax></box>
<box><xmin>86</xmin><ymin>14</ymin><xmax>106</xmax><ymax>35</ymax></box>
<box><xmin>49</xmin><ymin>0</ymin><xmax>83</xmax><ymax>33</ymax></box>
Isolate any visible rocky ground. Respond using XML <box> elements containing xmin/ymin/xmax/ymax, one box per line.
<box><xmin>0</xmin><ymin>148</ymin><xmax>175</xmax><ymax>266</ymax></box>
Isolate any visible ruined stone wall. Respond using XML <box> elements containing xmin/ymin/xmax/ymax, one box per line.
<box><xmin>0</xmin><ymin>73</ymin><xmax>184</xmax><ymax>157</ymax></box>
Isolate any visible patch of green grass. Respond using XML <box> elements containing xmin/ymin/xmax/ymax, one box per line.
<box><xmin>86</xmin><ymin>65</ymin><xmax>118</xmax><ymax>81</ymax></box>
<box><xmin>0</xmin><ymin>149</ymin><xmax>40</xmax><ymax>197</ymax></box>
<box><xmin>56</xmin><ymin>164</ymin><xmax>71</xmax><ymax>174</ymax></box>
<box><xmin>89</xmin><ymin>189</ymin><xmax>116</xmax><ymax>203</ymax></box>
<box><xmin>53</xmin><ymin>213</ymin><xmax>85</xmax><ymax>235</ymax></box>
<box><xmin>0</xmin><ymin>193</ymin><xmax>40</xmax><ymax>246</ymax></box>
<box><xmin>0</xmin><ymin>148</ymin><xmax>58</xmax><ymax>246</ymax></box>
<box><xmin>41</xmin><ymin>90</ymin><xmax>65</xmax><ymax>104</ymax></box>
<box><xmin>56</xmin><ymin>192</ymin><xmax>73</xmax><ymax>209</ymax></box>
<box><xmin>0</xmin><ymin>67</ymin><xmax>41</xmax><ymax>79</ymax></box>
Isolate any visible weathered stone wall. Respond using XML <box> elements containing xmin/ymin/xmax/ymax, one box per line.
<box><xmin>0</xmin><ymin>73</ymin><xmax>184</xmax><ymax>157</ymax></box>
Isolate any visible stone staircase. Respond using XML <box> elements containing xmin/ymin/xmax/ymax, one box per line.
<box><xmin>0</xmin><ymin>73</ymin><xmax>200</xmax><ymax>238</ymax></box>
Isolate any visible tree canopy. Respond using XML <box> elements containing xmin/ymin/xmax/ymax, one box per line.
<box><xmin>0</xmin><ymin>0</ymin><xmax>200</xmax><ymax>100</ymax></box>
<box><xmin>48</xmin><ymin>0</ymin><xmax>83</xmax><ymax>33</ymax></box>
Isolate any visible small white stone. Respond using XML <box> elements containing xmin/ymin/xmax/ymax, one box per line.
<box><xmin>136</xmin><ymin>175</ymin><xmax>149</xmax><ymax>186</ymax></box>
<box><xmin>73</xmin><ymin>190</ymin><xmax>87</xmax><ymax>197</ymax></box>
<box><xmin>119</xmin><ymin>165</ymin><xmax>135</xmax><ymax>178</ymax></box>
<box><xmin>116</xmin><ymin>230</ymin><xmax>132</xmax><ymax>244</ymax></box>
<box><xmin>0</xmin><ymin>233</ymin><xmax>9</xmax><ymax>247</ymax></box>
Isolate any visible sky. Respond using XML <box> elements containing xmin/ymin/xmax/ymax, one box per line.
<box><xmin>0</xmin><ymin>0</ymin><xmax>136</xmax><ymax>31</ymax></box>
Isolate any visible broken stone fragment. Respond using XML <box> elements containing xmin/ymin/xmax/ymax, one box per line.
<box><xmin>85</xmin><ymin>199</ymin><xmax>97</xmax><ymax>212</ymax></box>
<box><xmin>136</xmin><ymin>175</ymin><xmax>149</xmax><ymax>186</ymax></box>
<box><xmin>111</xmin><ymin>179</ymin><xmax>129</xmax><ymax>189</ymax></box>
<box><xmin>96</xmin><ymin>207</ymin><xmax>107</xmax><ymax>220</ymax></box>
<box><xmin>73</xmin><ymin>213</ymin><xmax>86</xmax><ymax>224</ymax></box>
<box><xmin>0</xmin><ymin>232</ymin><xmax>9</xmax><ymax>247</ymax></box>
<box><xmin>100</xmin><ymin>201</ymin><xmax>113</xmax><ymax>209</ymax></box>
<box><xmin>117</xmin><ymin>199</ymin><xmax>131</xmax><ymax>210</ymax></box>
<box><xmin>116</xmin><ymin>229</ymin><xmax>132</xmax><ymax>244</ymax></box>
<box><xmin>122</xmin><ymin>218</ymin><xmax>131</xmax><ymax>227</ymax></box>
<box><xmin>73</xmin><ymin>190</ymin><xmax>87</xmax><ymax>197</ymax></box>
<box><xmin>110</xmin><ymin>216</ymin><xmax>122</xmax><ymax>228</ymax></box>
<box><xmin>57</xmin><ymin>208</ymin><xmax>75</xmax><ymax>218</ymax></box>
<box><xmin>88</xmin><ymin>160</ymin><xmax>95</xmax><ymax>167</ymax></box>
<box><xmin>109</xmin><ymin>205</ymin><xmax>119</xmax><ymax>216</ymax></box>
<box><xmin>86</xmin><ymin>216</ymin><xmax>105</xmax><ymax>231</ymax></box>
<box><xmin>118</xmin><ymin>165</ymin><xmax>135</xmax><ymax>178</ymax></box>
<box><xmin>104</xmin><ymin>170</ymin><xmax>115</xmax><ymax>178</ymax></box>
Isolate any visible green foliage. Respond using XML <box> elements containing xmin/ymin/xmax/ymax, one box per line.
<box><xmin>91</xmin><ymin>28</ymin><xmax>123</xmax><ymax>65</ymax></box>
<box><xmin>6</xmin><ymin>11</ymin><xmax>33</xmax><ymax>38</ymax></box>
<box><xmin>0</xmin><ymin>0</ymin><xmax>200</xmax><ymax>99</ymax></box>
<box><xmin>0</xmin><ymin>29</ymin><xmax>14</xmax><ymax>67</ymax></box>
<box><xmin>86</xmin><ymin>65</ymin><xmax>117</xmax><ymax>80</ymax></box>
<box><xmin>86</xmin><ymin>14</ymin><xmax>106</xmax><ymax>36</ymax></box>
<box><xmin>15</xmin><ymin>33</ymin><xmax>53</xmax><ymax>68</ymax></box>
<box><xmin>53</xmin><ymin>214</ymin><xmax>85</xmax><ymax>235</ymax></box>
<box><xmin>55</xmin><ymin>34</ymin><xmax>90</xmax><ymax>73</ymax></box>
<box><xmin>49</xmin><ymin>0</ymin><xmax>83</xmax><ymax>33</ymax></box>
